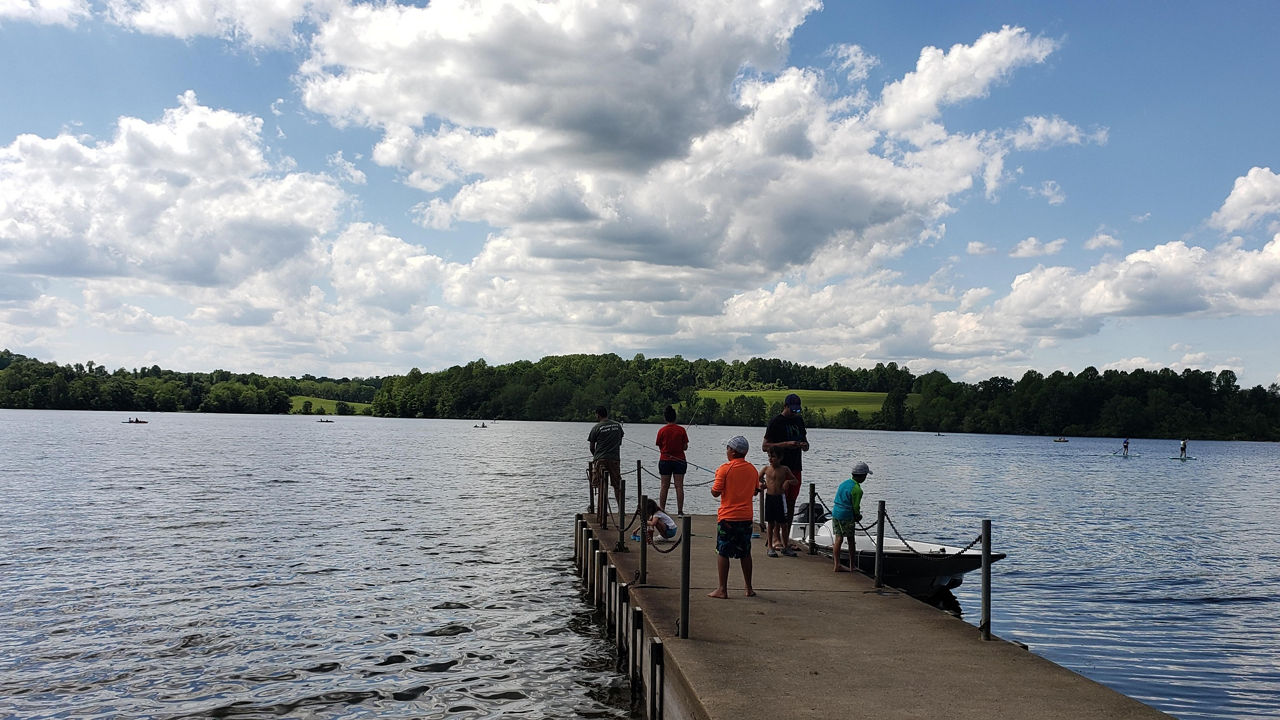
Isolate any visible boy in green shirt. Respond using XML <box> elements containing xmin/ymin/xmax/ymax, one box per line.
<box><xmin>831</xmin><ymin>461</ymin><xmax>870</xmax><ymax>572</ymax></box>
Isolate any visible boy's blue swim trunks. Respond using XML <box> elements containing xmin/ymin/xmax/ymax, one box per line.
<box><xmin>716</xmin><ymin>520</ymin><xmax>753</xmax><ymax>559</ymax></box>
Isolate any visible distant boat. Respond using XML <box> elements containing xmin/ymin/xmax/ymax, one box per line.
<box><xmin>123</xmin><ymin>418</ymin><xmax>148</xmax><ymax>424</ymax></box>
<box><xmin>316</xmin><ymin>419</ymin><xmax>334</xmax><ymax>423</ymax></box>
<box><xmin>1053</xmin><ymin>437</ymin><xmax>1068</xmax><ymax>442</ymax></box>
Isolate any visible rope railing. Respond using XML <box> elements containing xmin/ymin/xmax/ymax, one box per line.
<box><xmin>808</xmin><ymin>489</ymin><xmax>981</xmax><ymax>561</ymax></box>
<box><xmin>593</xmin><ymin>459</ymin><xmax>985</xmax><ymax>560</ymax></box>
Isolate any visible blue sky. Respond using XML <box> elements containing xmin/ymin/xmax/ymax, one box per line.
<box><xmin>2</xmin><ymin>1</ymin><xmax>1280</xmax><ymax>388</ymax></box>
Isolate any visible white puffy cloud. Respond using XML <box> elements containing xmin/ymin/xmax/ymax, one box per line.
<box><xmin>1010</xmin><ymin>236</ymin><xmax>1066</xmax><ymax>257</ymax></box>
<box><xmin>832</xmin><ymin>43</ymin><xmax>878</xmax><ymax>84</ymax></box>
<box><xmin>300</xmin><ymin>0</ymin><xmax>819</xmax><ymax>171</ymax></box>
<box><xmin>1210</xmin><ymin>166</ymin><xmax>1280</xmax><ymax>233</ymax></box>
<box><xmin>1085</xmin><ymin>232</ymin><xmax>1121</xmax><ymax>250</ymax></box>
<box><xmin>967</xmin><ymin>241</ymin><xmax>996</xmax><ymax>255</ymax></box>
<box><xmin>870</xmin><ymin>26</ymin><xmax>1057</xmax><ymax>133</ymax></box>
<box><xmin>1024</xmin><ymin>179</ymin><xmax>1065</xmax><ymax>205</ymax></box>
<box><xmin>1009</xmin><ymin>115</ymin><xmax>1108</xmax><ymax>150</ymax></box>
<box><xmin>4</xmin><ymin>12</ymin><xmax>1153</xmax><ymax>380</ymax></box>
<box><xmin>104</xmin><ymin>0</ymin><xmax>327</xmax><ymax>45</ymax></box>
<box><xmin>0</xmin><ymin>91</ymin><xmax>345</xmax><ymax>288</ymax></box>
<box><xmin>0</xmin><ymin>0</ymin><xmax>90</xmax><ymax>25</ymax></box>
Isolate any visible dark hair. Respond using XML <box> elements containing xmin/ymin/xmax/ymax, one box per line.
<box><xmin>663</xmin><ymin>405</ymin><xmax>676</xmax><ymax>423</ymax></box>
<box><xmin>643</xmin><ymin>498</ymin><xmax>659</xmax><ymax>518</ymax></box>
<box><xmin>596</xmin><ymin>405</ymin><xmax>609</xmax><ymax>418</ymax></box>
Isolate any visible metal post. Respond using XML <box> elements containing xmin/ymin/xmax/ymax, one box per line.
<box><xmin>595</xmin><ymin>550</ymin><xmax>606</xmax><ymax>607</ymax></box>
<box><xmin>616</xmin><ymin>583</ymin><xmax>628</xmax><ymax>664</ymax></box>
<box><xmin>807</xmin><ymin>482</ymin><xmax>817</xmax><ymax>554</ymax></box>
<box><xmin>599</xmin><ymin>470</ymin><xmax>609</xmax><ymax>530</ymax></box>
<box><xmin>874</xmin><ymin>500</ymin><xmax>886</xmax><ymax>588</ymax></box>
<box><xmin>616</xmin><ymin>461</ymin><xmax>628</xmax><ymax>552</ymax></box>
<box><xmin>649</xmin><ymin>637</ymin><xmax>665</xmax><ymax>720</ymax></box>
<box><xmin>586</xmin><ymin>537</ymin><xmax>598</xmax><ymax>586</ymax></box>
<box><xmin>587</xmin><ymin>463</ymin><xmax>595</xmax><ymax>514</ymax></box>
<box><xmin>630</xmin><ymin>605</ymin><xmax>644</xmax><ymax>709</ymax></box>
<box><xmin>981</xmin><ymin>519</ymin><xmax>992</xmax><ymax>641</ymax></box>
<box><xmin>607</xmin><ymin>565</ymin><xmax>617</xmax><ymax>627</ymax></box>
<box><xmin>574</xmin><ymin>515</ymin><xmax>583</xmax><ymax>571</ymax></box>
<box><xmin>679</xmin><ymin>515</ymin><xmax>691</xmax><ymax>639</ymax></box>
<box><xmin>639</xmin><ymin>494</ymin><xmax>649</xmax><ymax>585</ymax></box>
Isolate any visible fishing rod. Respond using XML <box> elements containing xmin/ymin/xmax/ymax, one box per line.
<box><xmin>622</xmin><ymin>436</ymin><xmax>716</xmax><ymax>475</ymax></box>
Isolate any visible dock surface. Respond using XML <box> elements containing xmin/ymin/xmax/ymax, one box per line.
<box><xmin>589</xmin><ymin>513</ymin><xmax>1170</xmax><ymax>720</ymax></box>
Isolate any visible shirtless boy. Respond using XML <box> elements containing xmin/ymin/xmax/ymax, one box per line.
<box><xmin>759</xmin><ymin>448</ymin><xmax>798</xmax><ymax>557</ymax></box>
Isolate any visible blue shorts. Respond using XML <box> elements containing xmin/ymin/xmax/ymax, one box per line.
<box><xmin>658</xmin><ymin>459</ymin><xmax>688</xmax><ymax>476</ymax></box>
<box><xmin>716</xmin><ymin>520</ymin><xmax>753</xmax><ymax>559</ymax></box>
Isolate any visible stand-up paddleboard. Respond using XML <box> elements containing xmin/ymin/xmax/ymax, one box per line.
<box><xmin>1170</xmin><ymin>456</ymin><xmax>1197</xmax><ymax>461</ymax></box>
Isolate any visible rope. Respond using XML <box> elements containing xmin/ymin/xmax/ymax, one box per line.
<box><xmin>622</xmin><ymin>436</ymin><xmax>718</xmax><ymax>476</ymax></box>
<box><xmin>881</xmin><ymin>510</ymin><xmax>983</xmax><ymax>559</ymax></box>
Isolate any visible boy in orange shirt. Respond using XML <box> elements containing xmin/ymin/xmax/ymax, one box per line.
<box><xmin>708</xmin><ymin>435</ymin><xmax>761</xmax><ymax>598</ymax></box>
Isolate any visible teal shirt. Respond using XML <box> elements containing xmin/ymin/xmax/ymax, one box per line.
<box><xmin>832</xmin><ymin>477</ymin><xmax>863</xmax><ymax>521</ymax></box>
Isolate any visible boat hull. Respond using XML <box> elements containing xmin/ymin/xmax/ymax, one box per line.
<box><xmin>790</xmin><ymin>520</ymin><xmax>1005</xmax><ymax>596</ymax></box>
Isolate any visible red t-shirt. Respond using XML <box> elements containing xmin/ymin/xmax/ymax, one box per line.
<box><xmin>655</xmin><ymin>423</ymin><xmax>688</xmax><ymax>461</ymax></box>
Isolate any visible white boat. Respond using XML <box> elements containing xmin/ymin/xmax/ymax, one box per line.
<box><xmin>789</xmin><ymin>504</ymin><xmax>1004</xmax><ymax>597</ymax></box>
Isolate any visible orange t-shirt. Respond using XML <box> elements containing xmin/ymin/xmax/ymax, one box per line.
<box><xmin>712</xmin><ymin>457</ymin><xmax>759</xmax><ymax>521</ymax></box>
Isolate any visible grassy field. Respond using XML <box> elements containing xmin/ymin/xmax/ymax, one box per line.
<box><xmin>695</xmin><ymin>389</ymin><xmax>918</xmax><ymax>416</ymax></box>
<box><xmin>289</xmin><ymin>395</ymin><xmax>372</xmax><ymax>415</ymax></box>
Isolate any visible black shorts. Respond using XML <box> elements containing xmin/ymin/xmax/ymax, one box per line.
<box><xmin>764</xmin><ymin>493</ymin><xmax>786</xmax><ymax>523</ymax></box>
<box><xmin>658</xmin><ymin>459</ymin><xmax>688</xmax><ymax>476</ymax></box>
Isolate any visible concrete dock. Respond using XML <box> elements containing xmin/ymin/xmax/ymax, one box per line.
<box><xmin>579</xmin><ymin>513</ymin><xmax>1172</xmax><ymax>720</ymax></box>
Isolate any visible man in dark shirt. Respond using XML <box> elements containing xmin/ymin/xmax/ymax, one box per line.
<box><xmin>762</xmin><ymin>393</ymin><xmax>808</xmax><ymax>554</ymax></box>
<box><xmin>588</xmin><ymin>405</ymin><xmax>625</xmax><ymax>516</ymax></box>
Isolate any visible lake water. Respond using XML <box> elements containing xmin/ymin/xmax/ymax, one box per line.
<box><xmin>2</xmin><ymin>411</ymin><xmax>1278</xmax><ymax>719</ymax></box>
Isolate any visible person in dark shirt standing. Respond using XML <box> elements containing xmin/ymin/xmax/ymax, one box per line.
<box><xmin>589</xmin><ymin>405</ymin><xmax>625</xmax><ymax>515</ymax></box>
<box><xmin>762</xmin><ymin>393</ymin><xmax>808</xmax><ymax>553</ymax></box>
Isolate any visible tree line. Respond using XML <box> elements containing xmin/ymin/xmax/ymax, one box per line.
<box><xmin>0</xmin><ymin>350</ymin><xmax>380</xmax><ymax>415</ymax></box>
<box><xmin>3</xmin><ymin>348</ymin><xmax>1278</xmax><ymax>440</ymax></box>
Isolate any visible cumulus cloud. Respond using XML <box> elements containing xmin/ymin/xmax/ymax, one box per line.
<box><xmin>327</xmin><ymin>151</ymin><xmax>366</xmax><ymax>185</ymax></box>
<box><xmin>0</xmin><ymin>0</ymin><xmax>90</xmax><ymax>26</ymax></box>
<box><xmin>3</xmin><ymin>11</ymin><xmax>1141</xmax><ymax>379</ymax></box>
<box><xmin>832</xmin><ymin>43</ymin><xmax>878</xmax><ymax>84</ymax></box>
<box><xmin>1025</xmin><ymin>179</ymin><xmax>1065</xmax><ymax>205</ymax></box>
<box><xmin>0</xmin><ymin>91</ymin><xmax>345</xmax><ymax>288</ymax></box>
<box><xmin>870</xmin><ymin>26</ymin><xmax>1057</xmax><ymax>133</ymax></box>
<box><xmin>104</xmin><ymin>0</ymin><xmax>327</xmax><ymax>46</ymax></box>
<box><xmin>1010</xmin><ymin>236</ymin><xmax>1066</xmax><ymax>257</ymax></box>
<box><xmin>300</xmin><ymin>0</ymin><xmax>819</xmax><ymax>172</ymax></box>
<box><xmin>1210</xmin><ymin>166</ymin><xmax>1280</xmax><ymax>233</ymax></box>
<box><xmin>1009</xmin><ymin>115</ymin><xmax>1108</xmax><ymax>150</ymax></box>
<box><xmin>1085</xmin><ymin>232</ymin><xmax>1121</xmax><ymax>250</ymax></box>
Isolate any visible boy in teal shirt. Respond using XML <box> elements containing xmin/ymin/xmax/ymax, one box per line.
<box><xmin>831</xmin><ymin>461</ymin><xmax>870</xmax><ymax>572</ymax></box>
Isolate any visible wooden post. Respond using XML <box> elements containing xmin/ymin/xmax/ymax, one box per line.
<box><xmin>587</xmin><ymin>463</ymin><xmax>595</xmax><ymax>514</ymax></box>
